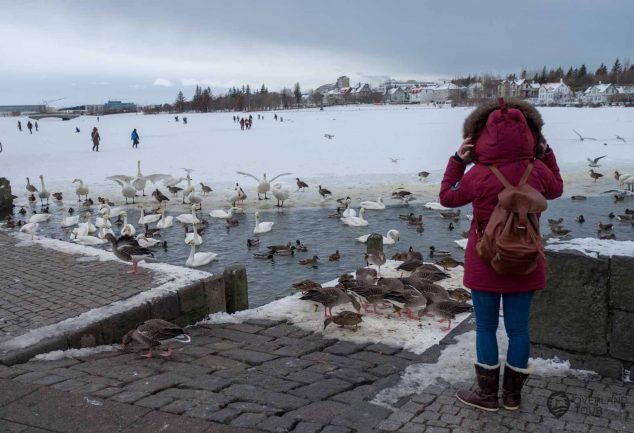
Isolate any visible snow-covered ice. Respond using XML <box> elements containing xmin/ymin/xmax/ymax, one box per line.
<box><xmin>546</xmin><ymin>237</ymin><xmax>634</xmax><ymax>258</ymax></box>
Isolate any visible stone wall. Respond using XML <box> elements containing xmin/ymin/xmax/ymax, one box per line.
<box><xmin>530</xmin><ymin>250</ymin><xmax>634</xmax><ymax>378</ymax></box>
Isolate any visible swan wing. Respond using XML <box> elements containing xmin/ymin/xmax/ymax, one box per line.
<box><xmin>236</xmin><ymin>171</ymin><xmax>261</xmax><ymax>182</ymax></box>
<box><xmin>106</xmin><ymin>175</ymin><xmax>134</xmax><ymax>184</ymax></box>
<box><xmin>146</xmin><ymin>174</ymin><xmax>172</xmax><ymax>184</ymax></box>
<box><xmin>269</xmin><ymin>172</ymin><xmax>293</xmax><ymax>182</ymax></box>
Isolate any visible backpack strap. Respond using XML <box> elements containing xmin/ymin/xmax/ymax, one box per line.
<box><xmin>519</xmin><ymin>162</ymin><xmax>534</xmax><ymax>185</ymax></box>
<box><xmin>488</xmin><ymin>162</ymin><xmax>534</xmax><ymax>187</ymax></box>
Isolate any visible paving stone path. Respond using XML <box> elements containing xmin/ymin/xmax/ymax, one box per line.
<box><xmin>0</xmin><ymin>231</ymin><xmax>156</xmax><ymax>343</ymax></box>
<box><xmin>0</xmin><ymin>319</ymin><xmax>632</xmax><ymax>432</ymax></box>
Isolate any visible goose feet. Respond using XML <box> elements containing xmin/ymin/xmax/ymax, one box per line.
<box><xmin>141</xmin><ymin>348</ymin><xmax>154</xmax><ymax>358</ymax></box>
<box><xmin>160</xmin><ymin>345</ymin><xmax>173</xmax><ymax>358</ymax></box>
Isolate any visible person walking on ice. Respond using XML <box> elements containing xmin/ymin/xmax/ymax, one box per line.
<box><xmin>131</xmin><ymin>128</ymin><xmax>140</xmax><ymax>149</ymax></box>
<box><xmin>27</xmin><ymin>121</ymin><xmax>33</xmax><ymax>134</ymax></box>
<box><xmin>17</xmin><ymin>120</ymin><xmax>22</xmax><ymax>131</ymax></box>
<box><xmin>91</xmin><ymin>127</ymin><xmax>101</xmax><ymax>152</ymax></box>
<box><xmin>35</xmin><ymin>121</ymin><xmax>39</xmax><ymax>132</ymax></box>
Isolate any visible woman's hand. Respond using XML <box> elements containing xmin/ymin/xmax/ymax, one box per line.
<box><xmin>456</xmin><ymin>137</ymin><xmax>474</xmax><ymax>164</ymax></box>
<box><xmin>535</xmin><ymin>140</ymin><xmax>549</xmax><ymax>159</ymax></box>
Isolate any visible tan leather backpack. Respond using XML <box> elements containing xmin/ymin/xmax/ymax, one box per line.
<box><xmin>476</xmin><ymin>163</ymin><xmax>547</xmax><ymax>275</ymax></box>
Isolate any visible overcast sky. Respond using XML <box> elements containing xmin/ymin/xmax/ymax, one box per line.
<box><xmin>1</xmin><ymin>0</ymin><xmax>632</xmax><ymax>106</ymax></box>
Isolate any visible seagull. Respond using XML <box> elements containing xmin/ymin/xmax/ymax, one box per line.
<box><xmin>615</xmin><ymin>135</ymin><xmax>626</xmax><ymax>143</ymax></box>
<box><xmin>236</xmin><ymin>172</ymin><xmax>292</xmax><ymax>200</ymax></box>
<box><xmin>389</xmin><ymin>158</ymin><xmax>399</xmax><ymax>163</ymax></box>
<box><xmin>587</xmin><ymin>155</ymin><xmax>607</xmax><ymax>168</ymax></box>
<box><xmin>573</xmin><ymin>129</ymin><xmax>596</xmax><ymax>141</ymax></box>
<box><xmin>324</xmin><ymin>134</ymin><xmax>335</xmax><ymax>139</ymax></box>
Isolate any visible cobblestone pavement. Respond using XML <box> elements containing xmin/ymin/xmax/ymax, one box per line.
<box><xmin>0</xmin><ymin>231</ymin><xmax>155</xmax><ymax>343</ymax></box>
<box><xmin>0</xmin><ymin>319</ymin><xmax>632</xmax><ymax>432</ymax></box>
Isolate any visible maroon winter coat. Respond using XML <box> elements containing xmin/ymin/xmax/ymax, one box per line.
<box><xmin>439</xmin><ymin>101</ymin><xmax>563</xmax><ymax>293</ymax></box>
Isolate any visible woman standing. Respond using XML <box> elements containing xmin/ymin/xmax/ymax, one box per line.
<box><xmin>91</xmin><ymin>127</ymin><xmax>101</xmax><ymax>152</ymax></box>
<box><xmin>439</xmin><ymin>98</ymin><xmax>563</xmax><ymax>411</ymax></box>
<box><xmin>131</xmin><ymin>128</ymin><xmax>140</xmax><ymax>149</ymax></box>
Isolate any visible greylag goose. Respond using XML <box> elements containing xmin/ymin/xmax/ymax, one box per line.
<box><xmin>318</xmin><ymin>185</ymin><xmax>332</xmax><ymax>199</ymax></box>
<box><xmin>422</xmin><ymin>296</ymin><xmax>473</xmax><ymax>331</ymax></box>
<box><xmin>296</xmin><ymin>178</ymin><xmax>309</xmax><ymax>191</ymax></box>
<box><xmin>300</xmin><ymin>286</ymin><xmax>361</xmax><ymax>317</ymax></box>
<box><xmin>589</xmin><ymin>169</ymin><xmax>603</xmax><ymax>182</ymax></box>
<box><xmin>121</xmin><ymin>319</ymin><xmax>191</xmax><ymax>358</ymax></box>
<box><xmin>52</xmin><ymin>192</ymin><xmax>63</xmax><ymax>201</ymax></box>
<box><xmin>365</xmin><ymin>250</ymin><xmax>386</xmax><ymax>276</ymax></box>
<box><xmin>104</xmin><ymin>233</ymin><xmax>154</xmax><ymax>274</ymax></box>
<box><xmin>348</xmin><ymin>283</ymin><xmax>389</xmax><ymax>314</ymax></box>
<box><xmin>356</xmin><ymin>267</ymin><xmax>377</xmax><ymax>285</ymax></box>
<box><xmin>236</xmin><ymin>171</ymin><xmax>292</xmax><ymax>200</ymax></box>
<box><xmin>385</xmin><ymin>287</ymin><xmax>427</xmax><ymax>319</ymax></box>
<box><xmin>324</xmin><ymin>311</ymin><xmax>363</xmax><ymax>331</ymax></box>
<box><xmin>26</xmin><ymin>177</ymin><xmax>38</xmax><ymax>194</ymax></box>
<box><xmin>152</xmin><ymin>189</ymin><xmax>170</xmax><ymax>207</ymax></box>
<box><xmin>200</xmin><ymin>183</ymin><xmax>213</xmax><ymax>195</ymax></box>
<box><xmin>401</xmin><ymin>277</ymin><xmax>450</xmax><ymax>302</ymax></box>
<box><xmin>435</xmin><ymin>256</ymin><xmax>464</xmax><ymax>270</ymax></box>
<box><xmin>397</xmin><ymin>258</ymin><xmax>424</xmax><ymax>272</ymax></box>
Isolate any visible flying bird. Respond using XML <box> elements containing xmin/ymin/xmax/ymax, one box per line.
<box><xmin>324</xmin><ymin>134</ymin><xmax>335</xmax><ymax>139</ymax></box>
<box><xmin>573</xmin><ymin>129</ymin><xmax>596</xmax><ymax>141</ymax></box>
<box><xmin>615</xmin><ymin>135</ymin><xmax>626</xmax><ymax>143</ymax></box>
<box><xmin>587</xmin><ymin>155</ymin><xmax>607</xmax><ymax>168</ymax></box>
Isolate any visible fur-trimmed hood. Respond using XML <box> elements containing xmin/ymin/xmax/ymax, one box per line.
<box><xmin>463</xmin><ymin>98</ymin><xmax>544</xmax><ymax>165</ymax></box>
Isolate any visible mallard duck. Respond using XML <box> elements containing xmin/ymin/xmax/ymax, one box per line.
<box><xmin>550</xmin><ymin>226</ymin><xmax>570</xmax><ymax>236</ymax></box>
<box><xmin>447</xmin><ymin>288</ymin><xmax>472</xmax><ymax>302</ymax></box>
<box><xmin>575</xmin><ymin>215</ymin><xmax>585</xmax><ymax>224</ymax></box>
<box><xmin>104</xmin><ymin>233</ymin><xmax>154</xmax><ymax>274</ymax></box>
<box><xmin>246</xmin><ymin>238</ymin><xmax>260</xmax><ymax>248</ymax></box>
<box><xmin>599</xmin><ymin>232</ymin><xmax>616</xmax><ymax>240</ymax></box>
<box><xmin>439</xmin><ymin>209</ymin><xmax>461</xmax><ymax>220</ymax></box>
<box><xmin>300</xmin><ymin>286</ymin><xmax>361</xmax><ymax>317</ymax></box>
<box><xmin>429</xmin><ymin>245</ymin><xmax>451</xmax><ymax>258</ymax></box>
<box><xmin>385</xmin><ymin>287</ymin><xmax>427</xmax><ymax>319</ymax></box>
<box><xmin>51</xmin><ymin>192</ymin><xmax>63</xmax><ymax>201</ymax></box>
<box><xmin>422</xmin><ymin>296</ymin><xmax>473</xmax><ymax>331</ymax></box>
<box><xmin>415</xmin><ymin>222</ymin><xmax>424</xmax><ymax>233</ymax></box>
<box><xmin>299</xmin><ymin>255</ymin><xmax>319</xmax><ymax>265</ymax></box>
<box><xmin>292</xmin><ymin>279</ymin><xmax>321</xmax><ymax>293</ymax></box>
<box><xmin>435</xmin><ymin>256</ymin><xmax>464</xmax><ymax>270</ymax></box>
<box><xmin>399</xmin><ymin>212</ymin><xmax>415</xmax><ymax>221</ymax></box>
<box><xmin>328</xmin><ymin>250</ymin><xmax>341</xmax><ymax>262</ymax></box>
<box><xmin>337</xmin><ymin>273</ymin><xmax>356</xmax><ymax>288</ymax></box>
<box><xmin>121</xmin><ymin>319</ymin><xmax>191</xmax><ymax>358</ymax></box>
<box><xmin>365</xmin><ymin>250</ymin><xmax>386</xmax><ymax>276</ymax></box>
<box><xmin>267</xmin><ymin>242</ymin><xmax>292</xmax><ymax>254</ymax></box>
<box><xmin>328</xmin><ymin>207</ymin><xmax>342</xmax><ymax>218</ymax></box>
<box><xmin>253</xmin><ymin>251</ymin><xmax>274</xmax><ymax>259</ymax></box>
<box><xmin>295</xmin><ymin>239</ymin><xmax>307</xmax><ymax>252</ymax></box>
<box><xmin>324</xmin><ymin>311</ymin><xmax>363</xmax><ymax>331</ymax></box>
<box><xmin>200</xmin><ymin>183</ymin><xmax>213</xmax><ymax>195</ymax></box>
<box><xmin>548</xmin><ymin>217</ymin><xmax>563</xmax><ymax>225</ymax></box>
<box><xmin>598</xmin><ymin>222</ymin><xmax>613</xmax><ymax>231</ymax></box>
<box><xmin>408</xmin><ymin>215</ymin><xmax>423</xmax><ymax>225</ymax></box>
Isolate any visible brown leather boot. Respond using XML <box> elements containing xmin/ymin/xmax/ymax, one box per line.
<box><xmin>502</xmin><ymin>363</ymin><xmax>533</xmax><ymax>410</ymax></box>
<box><xmin>456</xmin><ymin>362</ymin><xmax>500</xmax><ymax>411</ymax></box>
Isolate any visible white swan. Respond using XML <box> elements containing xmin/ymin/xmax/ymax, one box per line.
<box><xmin>454</xmin><ymin>238</ymin><xmax>468</xmax><ymax>250</ymax></box>
<box><xmin>187</xmin><ymin>190</ymin><xmax>202</xmax><ymax>209</ymax></box>
<box><xmin>237</xmin><ymin>171</ymin><xmax>292</xmax><ymax>200</ymax></box>
<box><xmin>271</xmin><ymin>183</ymin><xmax>291</xmax><ymax>207</ymax></box>
<box><xmin>138</xmin><ymin>209</ymin><xmax>161</xmax><ymax>225</ymax></box>
<box><xmin>184</xmin><ymin>223</ymin><xmax>203</xmax><ymax>246</ymax></box>
<box><xmin>115</xmin><ymin>179</ymin><xmax>137</xmax><ymax>204</ymax></box>
<box><xmin>120</xmin><ymin>212</ymin><xmax>136</xmax><ymax>236</ymax></box>
<box><xmin>29</xmin><ymin>213</ymin><xmax>51</xmax><ymax>224</ymax></box>
<box><xmin>132</xmin><ymin>160</ymin><xmax>170</xmax><ymax>196</ymax></box>
<box><xmin>356</xmin><ymin>229</ymin><xmax>400</xmax><ymax>245</ymax></box>
<box><xmin>359</xmin><ymin>197</ymin><xmax>385</xmax><ymax>210</ymax></box>
<box><xmin>156</xmin><ymin>210</ymin><xmax>173</xmax><ymax>229</ymax></box>
<box><xmin>137</xmin><ymin>237</ymin><xmax>162</xmax><ymax>248</ymax></box>
<box><xmin>253</xmin><ymin>211</ymin><xmax>274</xmax><ymax>234</ymax></box>
<box><xmin>209</xmin><ymin>207</ymin><xmax>239</xmax><ymax>219</ymax></box>
<box><xmin>424</xmin><ymin>202</ymin><xmax>450</xmax><ymax>211</ymax></box>
<box><xmin>20</xmin><ymin>222</ymin><xmax>39</xmax><ymax>239</ymax></box>
<box><xmin>38</xmin><ymin>175</ymin><xmax>50</xmax><ymax>205</ymax></box>
<box><xmin>185</xmin><ymin>238</ymin><xmax>217</xmax><ymax>267</ymax></box>
<box><xmin>182</xmin><ymin>173</ymin><xmax>194</xmax><ymax>203</ymax></box>
<box><xmin>60</xmin><ymin>215</ymin><xmax>80</xmax><ymax>228</ymax></box>
<box><xmin>176</xmin><ymin>205</ymin><xmax>200</xmax><ymax>225</ymax></box>
<box><xmin>72</xmin><ymin>235</ymin><xmax>107</xmax><ymax>246</ymax></box>
<box><xmin>342</xmin><ymin>199</ymin><xmax>356</xmax><ymax>218</ymax></box>
<box><xmin>341</xmin><ymin>207</ymin><xmax>368</xmax><ymax>227</ymax></box>
<box><xmin>72</xmin><ymin>178</ymin><xmax>89</xmax><ymax>202</ymax></box>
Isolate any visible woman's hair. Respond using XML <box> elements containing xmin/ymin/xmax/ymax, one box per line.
<box><xmin>463</xmin><ymin>98</ymin><xmax>544</xmax><ymax>144</ymax></box>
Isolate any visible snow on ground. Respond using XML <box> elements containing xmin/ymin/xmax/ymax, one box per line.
<box><xmin>546</xmin><ymin>237</ymin><xmax>634</xmax><ymax>258</ymax></box>
<box><xmin>33</xmin><ymin>345</ymin><xmax>118</xmax><ymax>361</ymax></box>
<box><xmin>2</xmin><ymin>106</ymin><xmax>634</xmax><ymax>211</ymax></box>
<box><xmin>200</xmin><ymin>260</ymin><xmax>470</xmax><ymax>355</ymax></box>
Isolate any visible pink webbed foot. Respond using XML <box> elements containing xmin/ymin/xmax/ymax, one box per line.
<box><xmin>160</xmin><ymin>346</ymin><xmax>173</xmax><ymax>358</ymax></box>
<box><xmin>141</xmin><ymin>350</ymin><xmax>154</xmax><ymax>358</ymax></box>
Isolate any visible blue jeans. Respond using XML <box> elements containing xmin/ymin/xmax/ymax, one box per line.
<box><xmin>471</xmin><ymin>290</ymin><xmax>534</xmax><ymax>368</ymax></box>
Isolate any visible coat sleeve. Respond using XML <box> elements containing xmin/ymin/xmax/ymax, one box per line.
<box><xmin>539</xmin><ymin>149</ymin><xmax>564</xmax><ymax>200</ymax></box>
<box><xmin>439</xmin><ymin>157</ymin><xmax>475</xmax><ymax>208</ymax></box>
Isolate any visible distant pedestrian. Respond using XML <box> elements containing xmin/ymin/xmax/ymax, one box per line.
<box><xmin>17</xmin><ymin>120</ymin><xmax>22</xmax><ymax>131</ymax></box>
<box><xmin>240</xmin><ymin>118</ymin><xmax>245</xmax><ymax>130</ymax></box>
<box><xmin>34</xmin><ymin>121</ymin><xmax>39</xmax><ymax>132</ymax></box>
<box><xmin>280</xmin><ymin>117</ymin><xmax>284</xmax><ymax>122</ymax></box>
<box><xmin>174</xmin><ymin>116</ymin><xmax>179</xmax><ymax>122</ymax></box>
<box><xmin>97</xmin><ymin>116</ymin><xmax>100</xmax><ymax>122</ymax></box>
<box><xmin>27</xmin><ymin>121</ymin><xmax>33</xmax><ymax>134</ymax></box>
<box><xmin>274</xmin><ymin>114</ymin><xmax>278</xmax><ymax>121</ymax></box>
<box><xmin>249</xmin><ymin>114</ymin><xmax>253</xmax><ymax>122</ymax></box>
<box><xmin>91</xmin><ymin>127</ymin><xmax>101</xmax><ymax>152</ymax></box>
<box><xmin>75</xmin><ymin>127</ymin><xmax>80</xmax><ymax>133</ymax></box>
<box><xmin>131</xmin><ymin>128</ymin><xmax>140</xmax><ymax>149</ymax></box>
<box><xmin>183</xmin><ymin>117</ymin><xmax>188</xmax><ymax>124</ymax></box>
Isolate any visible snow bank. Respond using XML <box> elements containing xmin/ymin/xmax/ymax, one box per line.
<box><xmin>33</xmin><ymin>345</ymin><xmax>118</xmax><ymax>361</ymax></box>
<box><xmin>546</xmin><ymin>237</ymin><xmax>634</xmax><ymax>258</ymax></box>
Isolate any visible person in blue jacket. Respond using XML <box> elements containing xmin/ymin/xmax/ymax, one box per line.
<box><xmin>131</xmin><ymin>128</ymin><xmax>140</xmax><ymax>148</ymax></box>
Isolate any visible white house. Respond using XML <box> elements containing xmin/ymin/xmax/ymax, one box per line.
<box><xmin>433</xmin><ymin>83</ymin><xmax>465</xmax><ymax>102</ymax></box>
<box><xmin>386</xmin><ymin>87</ymin><xmax>408</xmax><ymax>104</ymax></box>
<box><xmin>408</xmin><ymin>85</ymin><xmax>436</xmax><ymax>103</ymax></box>
<box><xmin>582</xmin><ymin>82</ymin><xmax>618</xmax><ymax>105</ymax></box>
<box><xmin>467</xmin><ymin>82</ymin><xmax>484</xmax><ymax>99</ymax></box>
<box><xmin>538</xmin><ymin>79</ymin><xmax>573</xmax><ymax>105</ymax></box>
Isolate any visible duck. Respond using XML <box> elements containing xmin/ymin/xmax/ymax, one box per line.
<box><xmin>365</xmin><ymin>250</ymin><xmax>386</xmax><ymax>276</ymax></box>
<box><xmin>185</xmin><ymin>238</ymin><xmax>217</xmax><ymax>267</ymax></box>
<box><xmin>246</xmin><ymin>238</ymin><xmax>260</xmax><ymax>248</ymax></box>
<box><xmin>447</xmin><ymin>288</ymin><xmax>472</xmax><ymax>302</ymax></box>
<box><xmin>571</xmin><ymin>195</ymin><xmax>587</xmax><ymax>201</ymax></box>
<box><xmin>575</xmin><ymin>215</ymin><xmax>585</xmax><ymax>224</ymax></box>
<box><xmin>296</xmin><ymin>178</ymin><xmax>309</xmax><ymax>191</ymax></box>
<box><xmin>292</xmin><ymin>279</ymin><xmax>322</xmax><ymax>293</ymax></box>
<box><xmin>328</xmin><ymin>250</ymin><xmax>341</xmax><ymax>261</ymax></box>
<box><xmin>26</xmin><ymin>177</ymin><xmax>38</xmax><ymax>194</ymax></box>
<box><xmin>421</xmin><ymin>295</ymin><xmax>473</xmax><ymax>332</ymax></box>
<box><xmin>253</xmin><ymin>251</ymin><xmax>274</xmax><ymax>259</ymax></box>
<box><xmin>448</xmin><ymin>222</ymin><xmax>455</xmax><ymax>231</ymax></box>
<box><xmin>341</xmin><ymin>198</ymin><xmax>356</xmax><ymax>218</ymax></box>
<box><xmin>200</xmin><ymin>182</ymin><xmax>213</xmax><ymax>195</ymax></box>
<box><xmin>253</xmin><ymin>211</ymin><xmax>274</xmax><ymax>234</ymax></box>
<box><xmin>295</xmin><ymin>239</ymin><xmax>307</xmax><ymax>252</ymax></box>
<box><xmin>323</xmin><ymin>311</ymin><xmax>363</xmax><ymax>331</ymax></box>
<box><xmin>418</xmin><ymin>171</ymin><xmax>431</xmax><ymax>181</ymax></box>
<box><xmin>439</xmin><ymin>209</ymin><xmax>461</xmax><ymax>220</ymax></box>
<box><xmin>236</xmin><ymin>171</ymin><xmax>292</xmax><ymax>200</ymax></box>
<box><xmin>52</xmin><ymin>192</ymin><xmax>63</xmax><ymax>201</ymax></box>
<box><xmin>299</xmin><ymin>255</ymin><xmax>319</xmax><ymax>265</ymax></box>
<box><xmin>399</xmin><ymin>212</ymin><xmax>415</xmax><ymax>221</ymax></box>
<box><xmin>72</xmin><ymin>178</ymin><xmax>90</xmax><ymax>202</ymax></box>
<box><xmin>272</xmin><ymin>183</ymin><xmax>291</xmax><ymax>207</ymax></box>
<box><xmin>176</xmin><ymin>205</ymin><xmax>200</xmax><ymax>225</ymax></box>
<box><xmin>598</xmin><ymin>222</ymin><xmax>613</xmax><ymax>231</ymax></box>
<box><xmin>156</xmin><ymin>209</ymin><xmax>173</xmax><ymax>229</ymax></box>
<box><xmin>328</xmin><ymin>207</ymin><xmax>343</xmax><ymax>218</ymax></box>
<box><xmin>341</xmin><ymin>207</ymin><xmax>368</xmax><ymax>227</ymax></box>
<box><xmin>121</xmin><ymin>319</ymin><xmax>191</xmax><ymax>358</ymax></box>
<box><xmin>347</xmin><ymin>283</ymin><xmax>390</xmax><ymax>315</ymax></box>
<box><xmin>589</xmin><ymin>169</ymin><xmax>604</xmax><ymax>182</ymax></box>
<box><xmin>359</xmin><ymin>197</ymin><xmax>385</xmax><ymax>210</ymax></box>
<box><xmin>82</xmin><ymin>197</ymin><xmax>94</xmax><ymax>209</ymax></box>
<box><xmin>300</xmin><ymin>286</ymin><xmax>361</xmax><ymax>317</ymax></box>
<box><xmin>356</xmin><ymin>229</ymin><xmax>400</xmax><ymax>245</ymax></box>
<box><xmin>267</xmin><ymin>241</ymin><xmax>294</xmax><ymax>254</ymax></box>
<box><xmin>104</xmin><ymin>233</ymin><xmax>154</xmax><ymax>274</ymax></box>
<box><xmin>408</xmin><ymin>215</ymin><xmax>423</xmax><ymax>226</ymax></box>
<box><xmin>37</xmin><ymin>175</ymin><xmax>50</xmax><ymax>205</ymax></box>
